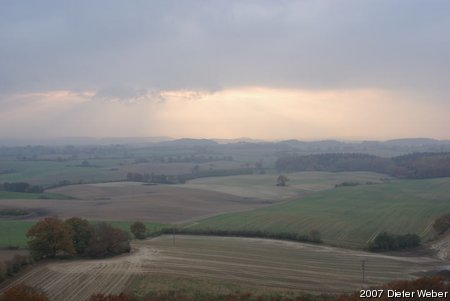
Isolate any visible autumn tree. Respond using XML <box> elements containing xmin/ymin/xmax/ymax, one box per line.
<box><xmin>0</xmin><ymin>284</ymin><xmax>48</xmax><ymax>301</ymax></box>
<box><xmin>130</xmin><ymin>221</ymin><xmax>147</xmax><ymax>239</ymax></box>
<box><xmin>27</xmin><ymin>217</ymin><xmax>75</xmax><ymax>259</ymax></box>
<box><xmin>276</xmin><ymin>175</ymin><xmax>289</xmax><ymax>186</ymax></box>
<box><xmin>433</xmin><ymin>213</ymin><xmax>450</xmax><ymax>235</ymax></box>
<box><xmin>86</xmin><ymin>222</ymin><xmax>130</xmax><ymax>257</ymax></box>
<box><xmin>65</xmin><ymin>217</ymin><xmax>94</xmax><ymax>255</ymax></box>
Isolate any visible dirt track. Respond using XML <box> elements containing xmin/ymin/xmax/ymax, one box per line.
<box><xmin>1</xmin><ymin>236</ymin><xmax>443</xmax><ymax>301</ymax></box>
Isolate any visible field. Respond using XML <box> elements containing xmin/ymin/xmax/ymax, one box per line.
<box><xmin>189</xmin><ymin>177</ymin><xmax>450</xmax><ymax>248</ymax></box>
<box><xmin>0</xmin><ymin>191</ymin><xmax>71</xmax><ymax>200</ymax></box>
<box><xmin>0</xmin><ymin>220</ymin><xmax>166</xmax><ymax>248</ymax></box>
<box><xmin>0</xmin><ymin>158</ymin><xmax>244</xmax><ymax>187</ymax></box>
<box><xmin>0</xmin><ymin>182</ymin><xmax>275</xmax><ymax>225</ymax></box>
<box><xmin>0</xmin><ymin>221</ymin><xmax>35</xmax><ymax>247</ymax></box>
<box><xmin>1</xmin><ymin>235</ymin><xmax>442</xmax><ymax>300</ymax></box>
<box><xmin>180</xmin><ymin>171</ymin><xmax>387</xmax><ymax>200</ymax></box>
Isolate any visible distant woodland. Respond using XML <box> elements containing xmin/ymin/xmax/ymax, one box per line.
<box><xmin>276</xmin><ymin>152</ymin><xmax>450</xmax><ymax>179</ymax></box>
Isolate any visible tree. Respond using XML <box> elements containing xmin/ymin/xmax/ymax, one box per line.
<box><xmin>309</xmin><ymin>230</ymin><xmax>322</xmax><ymax>243</ymax></box>
<box><xmin>86</xmin><ymin>223</ymin><xmax>130</xmax><ymax>257</ymax></box>
<box><xmin>0</xmin><ymin>284</ymin><xmax>48</xmax><ymax>301</ymax></box>
<box><xmin>276</xmin><ymin>175</ymin><xmax>289</xmax><ymax>186</ymax></box>
<box><xmin>433</xmin><ymin>213</ymin><xmax>450</xmax><ymax>235</ymax></box>
<box><xmin>27</xmin><ymin>217</ymin><xmax>75</xmax><ymax>259</ymax></box>
<box><xmin>65</xmin><ymin>217</ymin><xmax>94</xmax><ymax>255</ymax></box>
<box><xmin>130</xmin><ymin>221</ymin><xmax>147</xmax><ymax>240</ymax></box>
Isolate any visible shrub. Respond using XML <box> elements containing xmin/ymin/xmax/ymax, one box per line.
<box><xmin>130</xmin><ymin>221</ymin><xmax>147</xmax><ymax>240</ymax></box>
<box><xmin>433</xmin><ymin>213</ymin><xmax>450</xmax><ymax>235</ymax></box>
<box><xmin>0</xmin><ymin>284</ymin><xmax>48</xmax><ymax>301</ymax></box>
<box><xmin>369</xmin><ymin>232</ymin><xmax>420</xmax><ymax>251</ymax></box>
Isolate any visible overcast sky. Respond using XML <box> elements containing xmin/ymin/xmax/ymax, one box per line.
<box><xmin>1</xmin><ymin>0</ymin><xmax>449</xmax><ymax>140</ymax></box>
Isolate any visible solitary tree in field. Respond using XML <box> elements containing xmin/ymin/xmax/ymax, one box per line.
<box><xmin>276</xmin><ymin>175</ymin><xmax>289</xmax><ymax>187</ymax></box>
<box><xmin>130</xmin><ymin>221</ymin><xmax>147</xmax><ymax>239</ymax></box>
<box><xmin>27</xmin><ymin>217</ymin><xmax>75</xmax><ymax>259</ymax></box>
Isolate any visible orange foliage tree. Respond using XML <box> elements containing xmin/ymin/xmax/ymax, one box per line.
<box><xmin>0</xmin><ymin>284</ymin><xmax>48</xmax><ymax>301</ymax></box>
<box><xmin>27</xmin><ymin>217</ymin><xmax>75</xmax><ymax>259</ymax></box>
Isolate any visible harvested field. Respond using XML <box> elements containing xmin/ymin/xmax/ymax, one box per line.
<box><xmin>0</xmin><ymin>182</ymin><xmax>275</xmax><ymax>223</ymax></box>
<box><xmin>1</xmin><ymin>235</ymin><xmax>442</xmax><ymax>301</ymax></box>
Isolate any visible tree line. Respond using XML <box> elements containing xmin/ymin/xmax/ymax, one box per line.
<box><xmin>275</xmin><ymin>152</ymin><xmax>450</xmax><ymax>179</ymax></box>
<box><xmin>368</xmin><ymin>232</ymin><xmax>421</xmax><ymax>251</ymax></box>
<box><xmin>0</xmin><ymin>182</ymin><xmax>44</xmax><ymax>193</ymax></box>
<box><xmin>160</xmin><ymin>228</ymin><xmax>322</xmax><ymax>244</ymax></box>
<box><xmin>126</xmin><ymin>168</ymin><xmax>253</xmax><ymax>184</ymax></box>
<box><xmin>26</xmin><ymin>217</ymin><xmax>130</xmax><ymax>259</ymax></box>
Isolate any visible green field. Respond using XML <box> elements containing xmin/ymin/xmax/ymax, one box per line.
<box><xmin>180</xmin><ymin>171</ymin><xmax>387</xmax><ymax>200</ymax></box>
<box><xmin>0</xmin><ymin>220</ymin><xmax>35</xmax><ymax>247</ymax></box>
<box><xmin>0</xmin><ymin>159</ymin><xmax>125</xmax><ymax>186</ymax></box>
<box><xmin>189</xmin><ymin>178</ymin><xmax>450</xmax><ymax>248</ymax></box>
<box><xmin>0</xmin><ymin>220</ymin><xmax>169</xmax><ymax>248</ymax></box>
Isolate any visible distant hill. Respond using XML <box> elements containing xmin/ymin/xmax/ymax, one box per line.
<box><xmin>157</xmin><ymin>138</ymin><xmax>219</xmax><ymax>147</ymax></box>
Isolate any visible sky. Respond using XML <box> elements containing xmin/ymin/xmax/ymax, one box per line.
<box><xmin>0</xmin><ymin>0</ymin><xmax>449</xmax><ymax>141</ymax></box>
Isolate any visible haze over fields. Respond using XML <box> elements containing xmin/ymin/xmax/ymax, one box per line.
<box><xmin>1</xmin><ymin>0</ymin><xmax>450</xmax><ymax>141</ymax></box>
<box><xmin>1</xmin><ymin>1</ymin><xmax>450</xmax><ymax>300</ymax></box>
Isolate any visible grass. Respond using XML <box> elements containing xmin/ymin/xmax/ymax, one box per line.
<box><xmin>189</xmin><ymin>177</ymin><xmax>450</xmax><ymax>248</ymax></box>
<box><xmin>0</xmin><ymin>191</ymin><xmax>72</xmax><ymax>199</ymax></box>
<box><xmin>131</xmin><ymin>274</ymin><xmax>313</xmax><ymax>301</ymax></box>
<box><xmin>0</xmin><ymin>159</ymin><xmax>124</xmax><ymax>186</ymax></box>
<box><xmin>0</xmin><ymin>220</ymin><xmax>35</xmax><ymax>248</ymax></box>
<box><xmin>0</xmin><ymin>220</ymin><xmax>170</xmax><ymax>248</ymax></box>
<box><xmin>180</xmin><ymin>171</ymin><xmax>387</xmax><ymax>200</ymax></box>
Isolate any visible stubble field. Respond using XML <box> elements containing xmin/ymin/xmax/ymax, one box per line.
<box><xmin>0</xmin><ymin>235</ymin><xmax>442</xmax><ymax>301</ymax></box>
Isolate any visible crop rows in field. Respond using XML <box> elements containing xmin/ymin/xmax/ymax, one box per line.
<box><xmin>1</xmin><ymin>247</ymin><xmax>156</xmax><ymax>301</ymax></box>
<box><xmin>2</xmin><ymin>235</ymin><xmax>442</xmax><ymax>300</ymax></box>
<box><xmin>180</xmin><ymin>171</ymin><xmax>387</xmax><ymax>200</ymax></box>
<box><xmin>190</xmin><ymin>178</ymin><xmax>450</xmax><ymax>248</ymax></box>
<box><xmin>134</xmin><ymin>236</ymin><xmax>440</xmax><ymax>294</ymax></box>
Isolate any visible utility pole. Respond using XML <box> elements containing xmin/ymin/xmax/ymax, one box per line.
<box><xmin>361</xmin><ymin>259</ymin><xmax>366</xmax><ymax>285</ymax></box>
<box><xmin>172</xmin><ymin>228</ymin><xmax>175</xmax><ymax>246</ymax></box>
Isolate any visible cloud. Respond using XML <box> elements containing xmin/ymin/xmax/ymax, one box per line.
<box><xmin>0</xmin><ymin>0</ymin><xmax>449</xmax><ymax>98</ymax></box>
<box><xmin>0</xmin><ymin>1</ymin><xmax>449</xmax><ymax>140</ymax></box>
<box><xmin>3</xmin><ymin>86</ymin><xmax>448</xmax><ymax>140</ymax></box>
<box><xmin>92</xmin><ymin>86</ymin><xmax>164</xmax><ymax>103</ymax></box>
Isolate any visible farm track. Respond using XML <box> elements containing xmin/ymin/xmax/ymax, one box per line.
<box><xmin>430</xmin><ymin>232</ymin><xmax>450</xmax><ymax>261</ymax></box>
<box><xmin>1</xmin><ymin>235</ymin><xmax>444</xmax><ymax>300</ymax></box>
